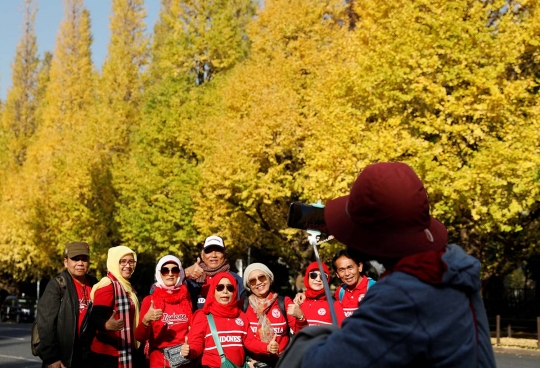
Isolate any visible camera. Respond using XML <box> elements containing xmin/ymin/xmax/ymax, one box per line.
<box><xmin>286</xmin><ymin>202</ymin><xmax>328</xmax><ymax>234</ymax></box>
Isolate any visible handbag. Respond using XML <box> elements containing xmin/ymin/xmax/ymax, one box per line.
<box><xmin>163</xmin><ymin>343</ymin><xmax>191</xmax><ymax>367</ymax></box>
<box><xmin>207</xmin><ymin>314</ymin><xmax>251</xmax><ymax>368</ymax></box>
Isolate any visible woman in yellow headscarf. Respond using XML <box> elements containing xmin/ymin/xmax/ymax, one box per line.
<box><xmin>88</xmin><ymin>246</ymin><xmax>141</xmax><ymax>368</ymax></box>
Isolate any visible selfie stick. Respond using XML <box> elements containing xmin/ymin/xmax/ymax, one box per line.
<box><xmin>307</xmin><ymin>230</ymin><xmax>338</xmax><ymax>326</ymax></box>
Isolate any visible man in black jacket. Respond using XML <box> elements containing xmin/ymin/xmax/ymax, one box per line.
<box><xmin>184</xmin><ymin>235</ymin><xmax>244</xmax><ymax>309</ymax></box>
<box><xmin>36</xmin><ymin>242</ymin><xmax>98</xmax><ymax>368</ymax></box>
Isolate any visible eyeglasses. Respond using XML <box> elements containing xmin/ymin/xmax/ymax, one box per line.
<box><xmin>119</xmin><ymin>259</ymin><xmax>136</xmax><ymax>266</ymax></box>
<box><xmin>248</xmin><ymin>274</ymin><xmax>268</xmax><ymax>287</ymax></box>
<box><xmin>309</xmin><ymin>271</ymin><xmax>328</xmax><ymax>280</ymax></box>
<box><xmin>161</xmin><ymin>267</ymin><xmax>180</xmax><ymax>276</ymax></box>
<box><xmin>216</xmin><ymin>284</ymin><xmax>235</xmax><ymax>292</ymax></box>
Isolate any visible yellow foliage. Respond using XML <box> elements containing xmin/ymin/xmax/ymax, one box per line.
<box><xmin>2</xmin><ymin>0</ymin><xmax>540</xmax><ymax>282</ymax></box>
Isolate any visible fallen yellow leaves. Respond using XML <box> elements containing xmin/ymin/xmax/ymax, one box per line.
<box><xmin>491</xmin><ymin>338</ymin><xmax>540</xmax><ymax>350</ymax></box>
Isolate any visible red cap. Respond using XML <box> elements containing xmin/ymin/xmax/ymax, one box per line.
<box><xmin>324</xmin><ymin>162</ymin><xmax>447</xmax><ymax>258</ymax></box>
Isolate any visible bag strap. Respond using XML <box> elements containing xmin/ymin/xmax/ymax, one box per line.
<box><xmin>339</xmin><ymin>278</ymin><xmax>375</xmax><ymax>302</ymax></box>
<box><xmin>207</xmin><ymin>313</ymin><xmax>227</xmax><ymax>362</ymax></box>
<box><xmin>338</xmin><ymin>284</ymin><xmax>346</xmax><ymax>302</ymax></box>
<box><xmin>55</xmin><ymin>275</ymin><xmax>67</xmax><ymax>300</ymax></box>
<box><xmin>277</xmin><ymin>295</ymin><xmax>291</xmax><ymax>335</ymax></box>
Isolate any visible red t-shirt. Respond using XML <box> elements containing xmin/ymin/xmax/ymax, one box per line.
<box><xmin>73</xmin><ymin>277</ymin><xmax>92</xmax><ymax>336</ymax></box>
<box><xmin>135</xmin><ymin>295</ymin><xmax>191</xmax><ymax>368</ymax></box>
<box><xmin>243</xmin><ymin>293</ymin><xmax>308</xmax><ymax>362</ymax></box>
<box><xmin>300</xmin><ymin>298</ymin><xmax>345</xmax><ymax>326</ymax></box>
<box><xmin>91</xmin><ymin>283</ymin><xmax>136</xmax><ymax>356</ymax></box>
<box><xmin>334</xmin><ymin>276</ymin><xmax>369</xmax><ymax>317</ymax></box>
<box><xmin>187</xmin><ymin>310</ymin><xmax>268</xmax><ymax>368</ymax></box>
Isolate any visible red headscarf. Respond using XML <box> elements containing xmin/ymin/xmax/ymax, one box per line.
<box><xmin>202</xmin><ymin>272</ymin><xmax>241</xmax><ymax>318</ymax></box>
<box><xmin>304</xmin><ymin>262</ymin><xmax>331</xmax><ymax>300</ymax></box>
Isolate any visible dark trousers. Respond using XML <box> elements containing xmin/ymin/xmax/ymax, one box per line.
<box><xmin>87</xmin><ymin>349</ymin><xmax>146</xmax><ymax>368</ymax></box>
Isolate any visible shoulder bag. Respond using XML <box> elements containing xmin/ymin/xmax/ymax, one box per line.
<box><xmin>207</xmin><ymin>313</ymin><xmax>250</xmax><ymax>368</ymax></box>
<box><xmin>162</xmin><ymin>343</ymin><xmax>191</xmax><ymax>367</ymax></box>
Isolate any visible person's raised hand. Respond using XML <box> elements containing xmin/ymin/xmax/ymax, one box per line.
<box><xmin>287</xmin><ymin>303</ymin><xmax>304</xmax><ymax>319</ymax></box>
<box><xmin>293</xmin><ymin>292</ymin><xmax>305</xmax><ymax>305</ymax></box>
<box><xmin>185</xmin><ymin>257</ymin><xmax>204</xmax><ymax>280</ymax></box>
<box><xmin>105</xmin><ymin>310</ymin><xmax>124</xmax><ymax>331</ymax></box>
<box><xmin>143</xmin><ymin>300</ymin><xmax>163</xmax><ymax>326</ymax></box>
<box><xmin>267</xmin><ymin>333</ymin><xmax>279</xmax><ymax>354</ymax></box>
<box><xmin>181</xmin><ymin>336</ymin><xmax>190</xmax><ymax>357</ymax></box>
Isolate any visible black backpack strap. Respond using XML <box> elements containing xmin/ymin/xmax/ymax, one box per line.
<box><xmin>55</xmin><ymin>275</ymin><xmax>67</xmax><ymax>299</ymax></box>
<box><xmin>277</xmin><ymin>295</ymin><xmax>291</xmax><ymax>336</ymax></box>
<box><xmin>243</xmin><ymin>297</ymin><xmax>249</xmax><ymax>312</ymax></box>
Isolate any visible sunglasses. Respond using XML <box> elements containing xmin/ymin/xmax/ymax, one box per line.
<box><xmin>161</xmin><ymin>267</ymin><xmax>181</xmax><ymax>276</ymax></box>
<box><xmin>248</xmin><ymin>274</ymin><xmax>268</xmax><ymax>287</ymax></box>
<box><xmin>70</xmin><ymin>255</ymin><xmax>89</xmax><ymax>262</ymax></box>
<box><xmin>203</xmin><ymin>246</ymin><xmax>224</xmax><ymax>254</ymax></box>
<box><xmin>216</xmin><ymin>284</ymin><xmax>235</xmax><ymax>292</ymax></box>
<box><xmin>309</xmin><ymin>271</ymin><xmax>328</xmax><ymax>280</ymax></box>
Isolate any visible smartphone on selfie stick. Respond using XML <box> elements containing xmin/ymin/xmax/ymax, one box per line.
<box><xmin>287</xmin><ymin>202</ymin><xmax>338</xmax><ymax>326</ymax></box>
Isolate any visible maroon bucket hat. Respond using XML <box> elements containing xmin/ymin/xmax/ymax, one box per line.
<box><xmin>324</xmin><ymin>162</ymin><xmax>447</xmax><ymax>258</ymax></box>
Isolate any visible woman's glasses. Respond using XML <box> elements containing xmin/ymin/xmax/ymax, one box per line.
<box><xmin>309</xmin><ymin>271</ymin><xmax>328</xmax><ymax>280</ymax></box>
<box><xmin>119</xmin><ymin>259</ymin><xmax>136</xmax><ymax>266</ymax></box>
<box><xmin>161</xmin><ymin>267</ymin><xmax>181</xmax><ymax>276</ymax></box>
<box><xmin>248</xmin><ymin>274</ymin><xmax>268</xmax><ymax>287</ymax></box>
<box><xmin>216</xmin><ymin>284</ymin><xmax>235</xmax><ymax>292</ymax></box>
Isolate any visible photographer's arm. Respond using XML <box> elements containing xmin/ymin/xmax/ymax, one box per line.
<box><xmin>279</xmin><ymin>288</ymin><xmax>420</xmax><ymax>368</ymax></box>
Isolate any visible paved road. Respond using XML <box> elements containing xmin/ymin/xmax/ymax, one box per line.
<box><xmin>0</xmin><ymin>322</ymin><xmax>40</xmax><ymax>368</ymax></box>
<box><xmin>494</xmin><ymin>347</ymin><xmax>540</xmax><ymax>368</ymax></box>
<box><xmin>1</xmin><ymin>321</ymin><xmax>540</xmax><ymax>367</ymax></box>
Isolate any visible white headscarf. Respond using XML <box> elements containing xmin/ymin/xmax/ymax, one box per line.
<box><xmin>155</xmin><ymin>255</ymin><xmax>185</xmax><ymax>292</ymax></box>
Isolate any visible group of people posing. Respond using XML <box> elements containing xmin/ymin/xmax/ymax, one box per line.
<box><xmin>35</xmin><ymin>162</ymin><xmax>497</xmax><ymax>367</ymax></box>
<box><xmin>35</xmin><ymin>235</ymin><xmax>372</xmax><ymax>368</ymax></box>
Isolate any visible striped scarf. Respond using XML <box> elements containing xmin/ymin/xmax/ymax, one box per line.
<box><xmin>112</xmin><ymin>279</ymin><xmax>133</xmax><ymax>368</ymax></box>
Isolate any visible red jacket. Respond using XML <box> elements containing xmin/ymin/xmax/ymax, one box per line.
<box><xmin>243</xmin><ymin>294</ymin><xmax>308</xmax><ymax>362</ymax></box>
<box><xmin>334</xmin><ymin>275</ymin><xmax>369</xmax><ymax>317</ymax></box>
<box><xmin>135</xmin><ymin>295</ymin><xmax>192</xmax><ymax>368</ymax></box>
<box><xmin>90</xmin><ymin>283</ymin><xmax>136</xmax><ymax>357</ymax></box>
<box><xmin>187</xmin><ymin>310</ymin><xmax>268</xmax><ymax>368</ymax></box>
<box><xmin>300</xmin><ymin>298</ymin><xmax>345</xmax><ymax>326</ymax></box>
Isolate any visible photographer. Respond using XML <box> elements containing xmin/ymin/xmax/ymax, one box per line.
<box><xmin>278</xmin><ymin>162</ymin><xmax>495</xmax><ymax>367</ymax></box>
